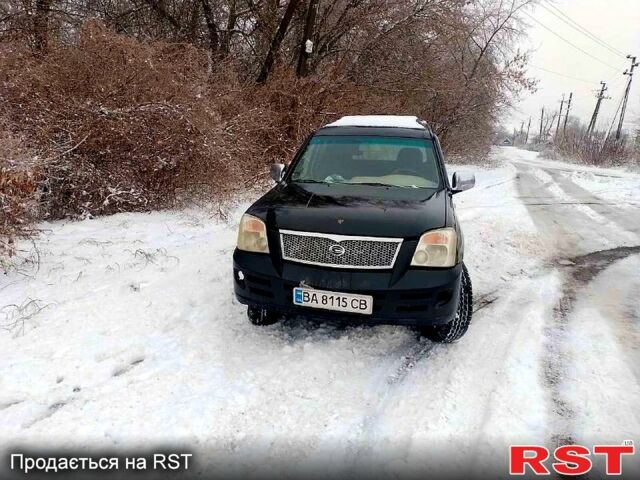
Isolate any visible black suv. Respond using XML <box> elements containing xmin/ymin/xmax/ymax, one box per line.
<box><xmin>233</xmin><ymin>115</ymin><xmax>475</xmax><ymax>342</ymax></box>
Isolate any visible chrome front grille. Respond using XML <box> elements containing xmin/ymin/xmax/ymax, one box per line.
<box><xmin>280</xmin><ymin>230</ymin><xmax>402</xmax><ymax>269</ymax></box>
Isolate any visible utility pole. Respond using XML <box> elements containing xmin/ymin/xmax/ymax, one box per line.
<box><xmin>296</xmin><ymin>0</ymin><xmax>318</xmax><ymax>77</ymax></box>
<box><xmin>586</xmin><ymin>82</ymin><xmax>609</xmax><ymax>136</ymax></box>
<box><xmin>538</xmin><ymin>106</ymin><xmax>544</xmax><ymax>142</ymax></box>
<box><xmin>563</xmin><ymin>92</ymin><xmax>573</xmax><ymax>135</ymax></box>
<box><xmin>518</xmin><ymin>121</ymin><xmax>524</xmax><ymax>144</ymax></box>
<box><xmin>615</xmin><ymin>55</ymin><xmax>639</xmax><ymax>139</ymax></box>
<box><xmin>525</xmin><ymin>117</ymin><xmax>531</xmax><ymax>144</ymax></box>
<box><xmin>555</xmin><ymin>94</ymin><xmax>565</xmax><ymax>140</ymax></box>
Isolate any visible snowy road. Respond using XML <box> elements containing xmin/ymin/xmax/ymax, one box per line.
<box><xmin>1</xmin><ymin>148</ymin><xmax>639</xmax><ymax>477</ymax></box>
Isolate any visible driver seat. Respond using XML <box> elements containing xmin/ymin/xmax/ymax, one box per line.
<box><xmin>396</xmin><ymin>147</ymin><xmax>424</xmax><ymax>173</ymax></box>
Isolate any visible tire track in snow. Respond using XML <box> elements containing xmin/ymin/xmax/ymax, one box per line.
<box><xmin>0</xmin><ymin>400</ymin><xmax>23</xmax><ymax>411</ymax></box>
<box><xmin>547</xmin><ymin>169</ymin><xmax>640</xmax><ymax>239</ymax></box>
<box><xmin>356</xmin><ymin>337</ymin><xmax>436</xmax><ymax>424</ymax></box>
<box><xmin>23</xmin><ymin>400</ymin><xmax>69</xmax><ymax>429</ymax></box>
<box><xmin>546</xmin><ymin>246</ymin><xmax>640</xmax><ymax>450</ymax></box>
<box><xmin>346</xmin><ymin>270</ymin><xmax>558</xmax><ymax>478</ymax></box>
<box><xmin>516</xmin><ymin>166</ymin><xmax>607</xmax><ymax>256</ymax></box>
<box><xmin>338</xmin><ymin>335</ymin><xmax>437</xmax><ymax>474</ymax></box>
<box><xmin>384</xmin><ymin>338</ymin><xmax>437</xmax><ymax>387</ymax></box>
<box><xmin>515</xmin><ymin>158</ymin><xmax>640</xmax><ymax>452</ymax></box>
<box><xmin>344</xmin><ymin>285</ymin><xmax>527</xmax><ymax>474</ymax></box>
<box><xmin>513</xmin><ymin>165</ymin><xmax>590</xmax><ymax>448</ymax></box>
<box><xmin>355</xmin><ymin>289</ymin><xmax>500</xmax><ymax>437</ymax></box>
<box><xmin>514</xmin><ymin>163</ymin><xmax>582</xmax><ymax>447</ymax></box>
<box><xmin>360</xmin><ymin>291</ymin><xmax>499</xmax><ymax>411</ymax></box>
<box><xmin>463</xmin><ymin>272</ymin><xmax>558</xmax><ymax>472</ymax></box>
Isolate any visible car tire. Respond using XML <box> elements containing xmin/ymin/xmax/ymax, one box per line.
<box><xmin>420</xmin><ymin>263</ymin><xmax>473</xmax><ymax>343</ymax></box>
<box><xmin>247</xmin><ymin>306</ymin><xmax>280</xmax><ymax>326</ymax></box>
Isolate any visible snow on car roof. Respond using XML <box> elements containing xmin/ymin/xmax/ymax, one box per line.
<box><xmin>324</xmin><ymin>115</ymin><xmax>425</xmax><ymax>130</ymax></box>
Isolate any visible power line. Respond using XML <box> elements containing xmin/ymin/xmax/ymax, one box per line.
<box><xmin>528</xmin><ymin>64</ymin><xmax>599</xmax><ymax>84</ymax></box>
<box><xmin>540</xmin><ymin>1</ymin><xmax>626</xmax><ymax>59</ymax></box>
<box><xmin>523</xmin><ymin>12</ymin><xmax>623</xmax><ymax>72</ymax></box>
<box><xmin>606</xmin><ymin>74</ymin><xmax>627</xmax><ymax>91</ymax></box>
<box><xmin>569</xmin><ymin>75</ymin><xmax>626</xmax><ymax>100</ymax></box>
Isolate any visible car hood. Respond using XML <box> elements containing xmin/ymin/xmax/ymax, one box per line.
<box><xmin>248</xmin><ymin>182</ymin><xmax>448</xmax><ymax>239</ymax></box>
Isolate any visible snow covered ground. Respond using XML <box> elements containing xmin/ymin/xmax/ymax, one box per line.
<box><xmin>1</xmin><ymin>147</ymin><xmax>639</xmax><ymax>478</ymax></box>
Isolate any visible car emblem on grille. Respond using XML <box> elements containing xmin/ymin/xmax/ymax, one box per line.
<box><xmin>329</xmin><ymin>244</ymin><xmax>346</xmax><ymax>257</ymax></box>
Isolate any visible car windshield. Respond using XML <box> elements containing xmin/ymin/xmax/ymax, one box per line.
<box><xmin>290</xmin><ymin>135</ymin><xmax>441</xmax><ymax>189</ymax></box>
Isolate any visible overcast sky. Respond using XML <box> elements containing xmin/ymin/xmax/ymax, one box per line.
<box><xmin>509</xmin><ymin>0</ymin><xmax>640</xmax><ymax>135</ymax></box>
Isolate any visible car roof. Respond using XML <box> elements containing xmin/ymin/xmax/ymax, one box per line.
<box><xmin>318</xmin><ymin>115</ymin><xmax>434</xmax><ymax>139</ymax></box>
<box><xmin>325</xmin><ymin>115</ymin><xmax>424</xmax><ymax>129</ymax></box>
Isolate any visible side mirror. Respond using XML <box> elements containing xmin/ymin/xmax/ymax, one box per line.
<box><xmin>451</xmin><ymin>172</ymin><xmax>475</xmax><ymax>193</ymax></box>
<box><xmin>270</xmin><ymin>163</ymin><xmax>285</xmax><ymax>183</ymax></box>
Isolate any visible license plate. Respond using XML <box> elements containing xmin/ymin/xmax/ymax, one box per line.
<box><xmin>293</xmin><ymin>287</ymin><xmax>373</xmax><ymax>315</ymax></box>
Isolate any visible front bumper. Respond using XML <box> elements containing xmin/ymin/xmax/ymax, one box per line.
<box><xmin>233</xmin><ymin>249</ymin><xmax>462</xmax><ymax>326</ymax></box>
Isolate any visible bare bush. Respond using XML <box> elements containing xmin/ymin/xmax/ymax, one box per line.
<box><xmin>1</xmin><ymin>24</ymin><xmax>236</xmax><ymax>219</ymax></box>
<box><xmin>0</xmin><ymin>124</ymin><xmax>40</xmax><ymax>260</ymax></box>
<box><xmin>0</xmin><ymin>0</ymin><xmax>536</xmax><ymax>256</ymax></box>
<box><xmin>209</xmin><ymin>65</ymin><xmax>398</xmax><ymax>168</ymax></box>
<box><xmin>0</xmin><ymin>25</ymin><xmax>396</xmax><ymax>220</ymax></box>
<box><xmin>549</xmin><ymin>120</ymin><xmax>636</xmax><ymax>167</ymax></box>
<box><xmin>0</xmin><ymin>297</ymin><xmax>50</xmax><ymax>335</ymax></box>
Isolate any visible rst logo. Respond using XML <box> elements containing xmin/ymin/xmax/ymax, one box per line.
<box><xmin>510</xmin><ymin>441</ymin><xmax>635</xmax><ymax>476</ymax></box>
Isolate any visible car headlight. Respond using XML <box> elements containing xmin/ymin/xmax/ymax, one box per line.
<box><xmin>411</xmin><ymin>228</ymin><xmax>457</xmax><ymax>267</ymax></box>
<box><xmin>237</xmin><ymin>214</ymin><xmax>270</xmax><ymax>253</ymax></box>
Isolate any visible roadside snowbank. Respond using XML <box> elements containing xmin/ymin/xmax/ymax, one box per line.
<box><xmin>567</xmin><ymin>170</ymin><xmax>640</xmax><ymax>205</ymax></box>
<box><xmin>451</xmin><ymin>148</ymin><xmax>546</xmax><ymax>296</ymax></box>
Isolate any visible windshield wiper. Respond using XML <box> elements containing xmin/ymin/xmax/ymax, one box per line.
<box><xmin>348</xmin><ymin>182</ymin><xmax>430</xmax><ymax>189</ymax></box>
<box><xmin>293</xmin><ymin>179</ymin><xmax>324</xmax><ymax>184</ymax></box>
<box><xmin>348</xmin><ymin>182</ymin><xmax>391</xmax><ymax>187</ymax></box>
